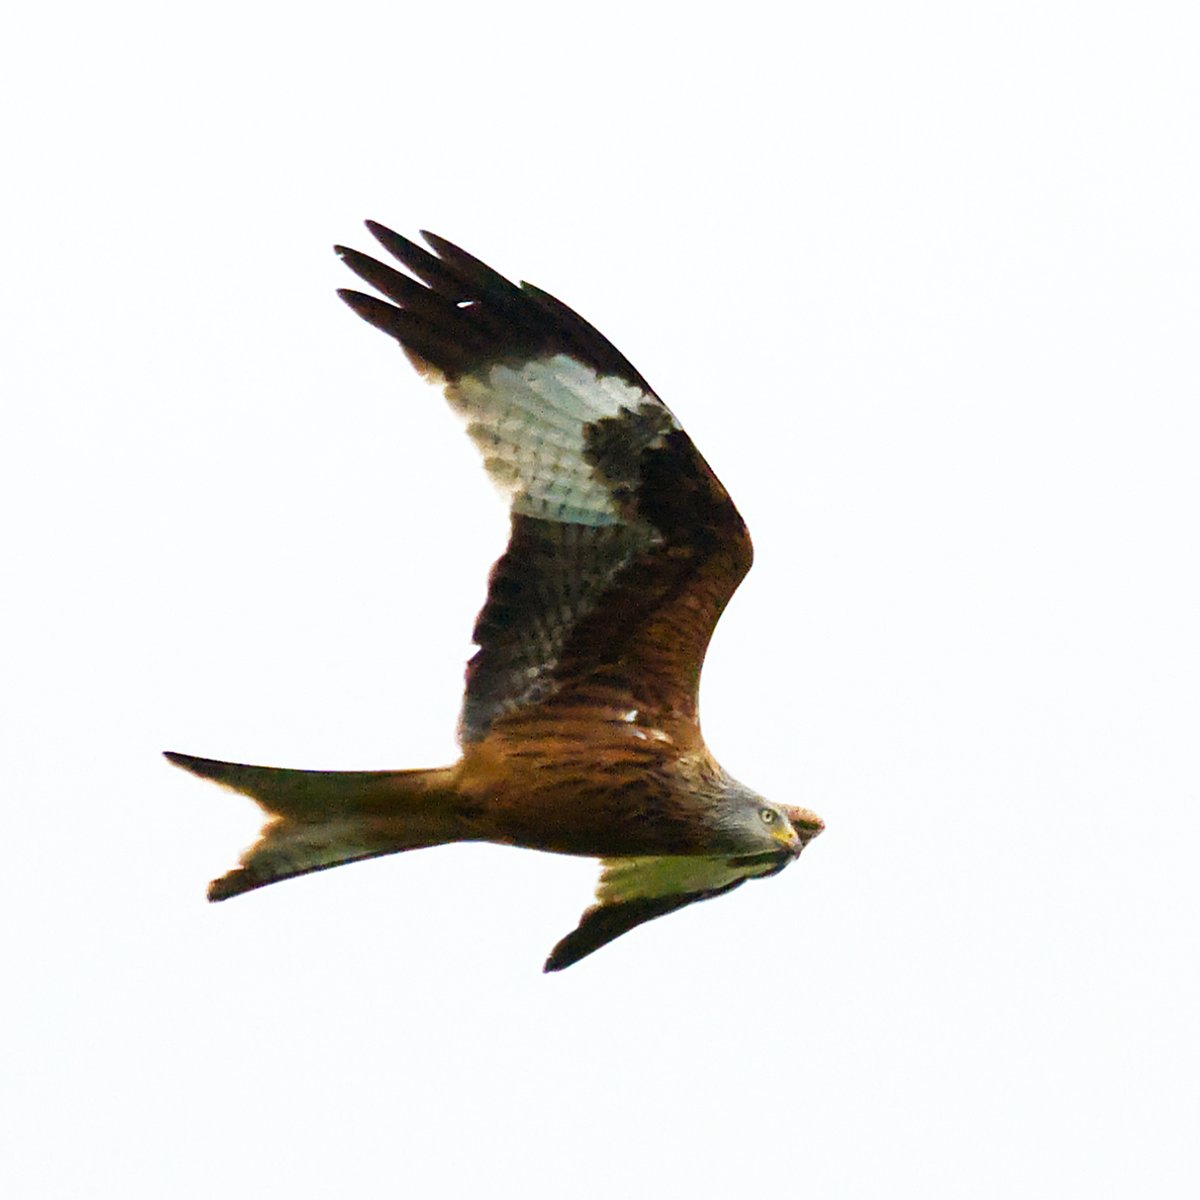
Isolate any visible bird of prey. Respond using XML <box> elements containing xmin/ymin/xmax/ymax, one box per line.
<box><xmin>166</xmin><ymin>223</ymin><xmax>824</xmax><ymax>971</ymax></box>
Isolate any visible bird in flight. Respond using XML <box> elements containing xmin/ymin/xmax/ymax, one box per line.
<box><xmin>166</xmin><ymin>224</ymin><xmax>824</xmax><ymax>971</ymax></box>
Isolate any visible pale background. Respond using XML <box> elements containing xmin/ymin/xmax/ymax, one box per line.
<box><xmin>4</xmin><ymin>3</ymin><xmax>1198</xmax><ymax>1196</ymax></box>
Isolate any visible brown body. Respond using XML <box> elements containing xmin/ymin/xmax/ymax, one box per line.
<box><xmin>172</xmin><ymin>700</ymin><xmax>738</xmax><ymax>900</ymax></box>
<box><xmin>457</xmin><ymin>701</ymin><xmax>722</xmax><ymax>858</ymax></box>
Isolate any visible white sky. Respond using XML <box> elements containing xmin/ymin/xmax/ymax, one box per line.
<box><xmin>5</xmin><ymin>2</ymin><xmax>1199</xmax><ymax>1196</ymax></box>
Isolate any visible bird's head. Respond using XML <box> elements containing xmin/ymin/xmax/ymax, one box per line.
<box><xmin>715</xmin><ymin>783</ymin><xmax>825</xmax><ymax>858</ymax></box>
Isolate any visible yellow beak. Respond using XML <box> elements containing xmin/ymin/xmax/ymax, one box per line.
<box><xmin>772</xmin><ymin>825</ymin><xmax>803</xmax><ymax>855</ymax></box>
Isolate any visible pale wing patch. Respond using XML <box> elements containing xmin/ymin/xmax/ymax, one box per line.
<box><xmin>596</xmin><ymin>853</ymin><xmax>780</xmax><ymax>905</ymax></box>
<box><xmin>445</xmin><ymin>353</ymin><xmax>676</xmax><ymax>527</ymax></box>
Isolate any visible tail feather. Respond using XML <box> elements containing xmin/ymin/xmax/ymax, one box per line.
<box><xmin>164</xmin><ymin>751</ymin><xmax>468</xmax><ymax>900</ymax></box>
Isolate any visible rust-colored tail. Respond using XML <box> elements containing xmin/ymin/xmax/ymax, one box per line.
<box><xmin>163</xmin><ymin>751</ymin><xmax>468</xmax><ymax>901</ymax></box>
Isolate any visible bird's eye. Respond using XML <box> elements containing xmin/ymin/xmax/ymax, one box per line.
<box><xmin>760</xmin><ymin>808</ymin><xmax>776</xmax><ymax>825</ymax></box>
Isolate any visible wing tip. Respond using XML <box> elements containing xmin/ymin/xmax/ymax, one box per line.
<box><xmin>542</xmin><ymin>906</ymin><xmax>610</xmax><ymax>972</ymax></box>
<box><xmin>417</xmin><ymin>229</ymin><xmax>457</xmax><ymax>258</ymax></box>
<box><xmin>542</xmin><ymin>943</ymin><xmax>579</xmax><ymax>973</ymax></box>
<box><xmin>336</xmin><ymin>287</ymin><xmax>396</xmax><ymax>330</ymax></box>
<box><xmin>163</xmin><ymin>749</ymin><xmax>216</xmax><ymax>776</ymax></box>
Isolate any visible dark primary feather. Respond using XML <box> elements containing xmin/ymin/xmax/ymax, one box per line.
<box><xmin>336</xmin><ymin>226</ymin><xmax>753</xmax><ymax>741</ymax></box>
<box><xmin>543</xmin><ymin>880</ymin><xmax>749</xmax><ymax>972</ymax></box>
<box><xmin>337</xmin><ymin>224</ymin><xmax>651</xmax><ymax>388</ymax></box>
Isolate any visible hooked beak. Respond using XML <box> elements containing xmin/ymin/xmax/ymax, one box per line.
<box><xmin>782</xmin><ymin>806</ymin><xmax>825</xmax><ymax>856</ymax></box>
<box><xmin>772</xmin><ymin>826</ymin><xmax>805</xmax><ymax>857</ymax></box>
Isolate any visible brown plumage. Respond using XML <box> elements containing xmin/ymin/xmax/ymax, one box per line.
<box><xmin>166</xmin><ymin>224</ymin><xmax>823</xmax><ymax>971</ymax></box>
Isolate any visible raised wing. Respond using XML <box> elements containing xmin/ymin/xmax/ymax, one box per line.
<box><xmin>544</xmin><ymin>851</ymin><xmax>790</xmax><ymax>972</ymax></box>
<box><xmin>336</xmin><ymin>226</ymin><xmax>753</xmax><ymax>742</ymax></box>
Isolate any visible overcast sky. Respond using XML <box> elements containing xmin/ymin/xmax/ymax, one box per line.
<box><xmin>5</xmin><ymin>2</ymin><xmax>1198</xmax><ymax>1196</ymax></box>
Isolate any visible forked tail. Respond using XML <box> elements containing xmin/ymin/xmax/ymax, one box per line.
<box><xmin>164</xmin><ymin>751</ymin><xmax>468</xmax><ymax>900</ymax></box>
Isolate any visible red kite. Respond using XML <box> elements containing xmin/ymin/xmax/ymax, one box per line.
<box><xmin>166</xmin><ymin>224</ymin><xmax>824</xmax><ymax>970</ymax></box>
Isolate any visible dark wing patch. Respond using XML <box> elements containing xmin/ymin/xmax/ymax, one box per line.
<box><xmin>543</xmin><ymin>885</ymin><xmax>744</xmax><ymax>972</ymax></box>
<box><xmin>337</xmin><ymin>226</ymin><xmax>753</xmax><ymax>740</ymax></box>
<box><xmin>545</xmin><ymin>423</ymin><xmax>752</xmax><ymax>723</ymax></box>
<box><xmin>543</xmin><ymin>850</ymin><xmax>790</xmax><ymax>972</ymax></box>
<box><xmin>463</xmin><ymin>516</ymin><xmax>657</xmax><ymax>741</ymax></box>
